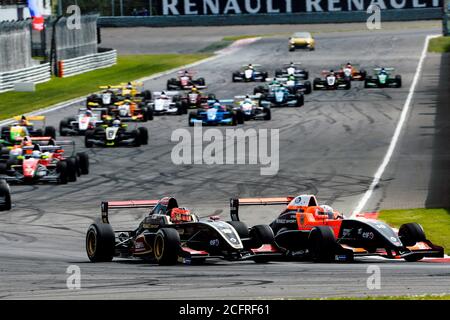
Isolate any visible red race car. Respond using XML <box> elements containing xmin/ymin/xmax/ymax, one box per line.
<box><xmin>167</xmin><ymin>70</ymin><xmax>206</xmax><ymax>90</ymax></box>
<box><xmin>336</xmin><ymin>63</ymin><xmax>367</xmax><ymax>81</ymax></box>
<box><xmin>180</xmin><ymin>87</ymin><xmax>216</xmax><ymax>109</ymax></box>
<box><xmin>0</xmin><ymin>136</ymin><xmax>89</xmax><ymax>184</ymax></box>
<box><xmin>230</xmin><ymin>195</ymin><xmax>444</xmax><ymax>262</ymax></box>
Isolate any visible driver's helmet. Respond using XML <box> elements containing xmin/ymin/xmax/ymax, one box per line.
<box><xmin>85</xmin><ymin>110</ymin><xmax>93</xmax><ymax>116</ymax></box>
<box><xmin>160</xmin><ymin>91</ymin><xmax>168</xmax><ymax>99</ymax></box>
<box><xmin>170</xmin><ymin>207</ymin><xmax>193</xmax><ymax>224</ymax></box>
<box><xmin>248</xmin><ymin>64</ymin><xmax>253</xmax><ymax>69</ymax></box>
<box><xmin>21</xmin><ymin>136</ymin><xmax>32</xmax><ymax>147</ymax></box>
<box><xmin>329</xmin><ymin>70</ymin><xmax>335</xmax><ymax>75</ymax></box>
<box><xmin>213</xmin><ymin>101</ymin><xmax>222</xmax><ymax>109</ymax></box>
<box><xmin>346</xmin><ymin>62</ymin><xmax>352</xmax><ymax>67</ymax></box>
<box><xmin>317</xmin><ymin>205</ymin><xmax>336</xmax><ymax>219</ymax></box>
<box><xmin>126</xmin><ymin>82</ymin><xmax>133</xmax><ymax>89</ymax></box>
<box><xmin>32</xmin><ymin>150</ymin><xmax>41</xmax><ymax>159</ymax></box>
<box><xmin>191</xmin><ymin>87</ymin><xmax>198</xmax><ymax>93</ymax></box>
<box><xmin>112</xmin><ymin>119</ymin><xmax>121</xmax><ymax>127</ymax></box>
<box><xmin>289</xmin><ymin>62</ymin><xmax>295</xmax><ymax>66</ymax></box>
<box><xmin>288</xmin><ymin>75</ymin><xmax>295</xmax><ymax>81</ymax></box>
<box><xmin>380</xmin><ymin>68</ymin><xmax>387</xmax><ymax>74</ymax></box>
<box><xmin>244</xmin><ymin>95</ymin><xmax>252</xmax><ymax>104</ymax></box>
<box><xmin>19</xmin><ymin>115</ymin><xmax>29</xmax><ymax>126</ymax></box>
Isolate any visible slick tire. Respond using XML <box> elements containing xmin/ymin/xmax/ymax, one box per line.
<box><xmin>44</xmin><ymin>126</ymin><xmax>56</xmax><ymax>139</ymax></box>
<box><xmin>227</xmin><ymin>221</ymin><xmax>250</xmax><ymax>239</ymax></box>
<box><xmin>0</xmin><ymin>179</ymin><xmax>11</xmax><ymax>211</ymax></box>
<box><xmin>304</xmin><ymin>81</ymin><xmax>312</xmax><ymax>94</ymax></box>
<box><xmin>59</xmin><ymin>119</ymin><xmax>69</xmax><ymax>136</ymax></box>
<box><xmin>188</xmin><ymin>111</ymin><xmax>197</xmax><ymax>127</ymax></box>
<box><xmin>236</xmin><ymin>111</ymin><xmax>245</xmax><ymax>125</ymax></box>
<box><xmin>263</xmin><ymin>108</ymin><xmax>271</xmax><ymax>121</ymax></box>
<box><xmin>250</xmin><ymin>224</ymin><xmax>275</xmax><ymax>248</ymax></box>
<box><xmin>395</xmin><ymin>75</ymin><xmax>402</xmax><ymax>88</ymax></box>
<box><xmin>86</xmin><ymin>223</ymin><xmax>115</xmax><ymax>262</ymax></box>
<box><xmin>138</xmin><ymin>127</ymin><xmax>148</xmax><ymax>145</ymax></box>
<box><xmin>399</xmin><ymin>223</ymin><xmax>426</xmax><ymax>247</ymax></box>
<box><xmin>154</xmin><ymin>228</ymin><xmax>180</xmax><ymax>265</ymax></box>
<box><xmin>308</xmin><ymin>226</ymin><xmax>337</xmax><ymax>262</ymax></box>
<box><xmin>76</xmin><ymin>152</ymin><xmax>89</xmax><ymax>175</ymax></box>
<box><xmin>57</xmin><ymin>160</ymin><xmax>68</xmax><ymax>184</ymax></box>
<box><xmin>66</xmin><ymin>157</ymin><xmax>78</xmax><ymax>182</ymax></box>
<box><xmin>85</xmin><ymin>130</ymin><xmax>94</xmax><ymax>148</ymax></box>
<box><xmin>132</xmin><ymin>130</ymin><xmax>141</xmax><ymax>147</ymax></box>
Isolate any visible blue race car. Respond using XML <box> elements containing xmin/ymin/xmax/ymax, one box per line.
<box><xmin>188</xmin><ymin>100</ymin><xmax>244</xmax><ymax>126</ymax></box>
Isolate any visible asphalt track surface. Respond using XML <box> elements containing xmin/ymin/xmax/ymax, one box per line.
<box><xmin>1</xmin><ymin>24</ymin><xmax>449</xmax><ymax>299</ymax></box>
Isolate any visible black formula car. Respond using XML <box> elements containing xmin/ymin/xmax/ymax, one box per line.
<box><xmin>232</xmin><ymin>64</ymin><xmax>268</xmax><ymax>82</ymax></box>
<box><xmin>229</xmin><ymin>195</ymin><xmax>444</xmax><ymax>263</ymax></box>
<box><xmin>275</xmin><ymin>63</ymin><xmax>309</xmax><ymax>80</ymax></box>
<box><xmin>0</xmin><ymin>179</ymin><xmax>11</xmax><ymax>211</ymax></box>
<box><xmin>84</xmin><ymin>120</ymin><xmax>148</xmax><ymax>148</ymax></box>
<box><xmin>313</xmin><ymin>71</ymin><xmax>351</xmax><ymax>90</ymax></box>
<box><xmin>86</xmin><ymin>197</ymin><xmax>279</xmax><ymax>265</ymax></box>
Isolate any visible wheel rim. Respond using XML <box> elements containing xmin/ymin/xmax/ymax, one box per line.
<box><xmin>87</xmin><ymin>230</ymin><xmax>97</xmax><ymax>258</ymax></box>
<box><xmin>154</xmin><ymin>235</ymin><xmax>164</xmax><ymax>259</ymax></box>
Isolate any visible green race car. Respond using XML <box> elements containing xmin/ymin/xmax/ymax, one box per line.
<box><xmin>364</xmin><ymin>67</ymin><xmax>402</xmax><ymax>88</ymax></box>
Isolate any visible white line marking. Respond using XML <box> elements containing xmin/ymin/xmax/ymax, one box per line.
<box><xmin>0</xmin><ymin>38</ymin><xmax>261</xmax><ymax>127</ymax></box>
<box><xmin>351</xmin><ymin>34</ymin><xmax>440</xmax><ymax>216</ymax></box>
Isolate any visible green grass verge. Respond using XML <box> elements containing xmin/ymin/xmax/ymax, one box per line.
<box><xmin>379</xmin><ymin>208</ymin><xmax>450</xmax><ymax>254</ymax></box>
<box><xmin>314</xmin><ymin>294</ymin><xmax>450</xmax><ymax>300</ymax></box>
<box><xmin>428</xmin><ymin>36</ymin><xmax>450</xmax><ymax>53</ymax></box>
<box><xmin>0</xmin><ymin>53</ymin><xmax>211</xmax><ymax>121</ymax></box>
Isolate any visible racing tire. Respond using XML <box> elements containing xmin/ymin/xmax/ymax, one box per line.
<box><xmin>138</xmin><ymin>127</ymin><xmax>148</xmax><ymax>145</ymax></box>
<box><xmin>227</xmin><ymin>221</ymin><xmax>250</xmax><ymax>239</ymax></box>
<box><xmin>232</xmin><ymin>72</ymin><xmax>240</xmax><ymax>82</ymax></box>
<box><xmin>154</xmin><ymin>228</ymin><xmax>180</xmax><ymax>266</ymax></box>
<box><xmin>263</xmin><ymin>108</ymin><xmax>271</xmax><ymax>120</ymax></box>
<box><xmin>296</xmin><ymin>94</ymin><xmax>304</xmax><ymax>107</ymax></box>
<box><xmin>231</xmin><ymin>114</ymin><xmax>238</xmax><ymax>126</ymax></box>
<box><xmin>166</xmin><ymin>78</ymin><xmax>176</xmax><ymax>90</ymax></box>
<box><xmin>399</xmin><ymin>223</ymin><xmax>426</xmax><ymax>247</ymax></box>
<box><xmin>236</xmin><ymin>110</ymin><xmax>245</xmax><ymax>125</ymax></box>
<box><xmin>66</xmin><ymin>157</ymin><xmax>78</xmax><ymax>182</ymax></box>
<box><xmin>207</xmin><ymin>94</ymin><xmax>216</xmax><ymax>101</ymax></box>
<box><xmin>59</xmin><ymin>119</ymin><xmax>69</xmax><ymax>136</ymax></box>
<box><xmin>0</xmin><ymin>179</ymin><xmax>12</xmax><ymax>211</ymax></box>
<box><xmin>76</xmin><ymin>152</ymin><xmax>89</xmax><ymax>175</ymax></box>
<box><xmin>275</xmin><ymin>69</ymin><xmax>283</xmax><ymax>77</ymax></box>
<box><xmin>142</xmin><ymin>90</ymin><xmax>152</xmax><ymax>101</ymax></box>
<box><xmin>289</xmin><ymin>47</ymin><xmax>295</xmax><ymax>52</ymax></box>
<box><xmin>0</xmin><ymin>163</ymin><xmax>6</xmax><ymax>174</ymax></box>
<box><xmin>304</xmin><ymin>81</ymin><xmax>312</xmax><ymax>94</ymax></box>
<box><xmin>86</xmin><ymin>222</ymin><xmax>115</xmax><ymax>262</ymax></box>
<box><xmin>1</xmin><ymin>127</ymin><xmax>9</xmax><ymax>140</ymax></box>
<box><xmin>304</xmin><ymin>71</ymin><xmax>309</xmax><ymax>80</ymax></box>
<box><xmin>176</xmin><ymin>102</ymin><xmax>186</xmax><ymax>115</ymax></box>
<box><xmin>360</xmin><ymin>70</ymin><xmax>367</xmax><ymax>80</ymax></box>
<box><xmin>250</xmin><ymin>225</ymin><xmax>275</xmax><ymax>248</ymax></box>
<box><xmin>254</xmin><ymin>86</ymin><xmax>265</xmax><ymax>95</ymax></box>
<box><xmin>345</xmin><ymin>81</ymin><xmax>351</xmax><ymax>90</ymax></box>
<box><xmin>188</xmin><ymin>111</ymin><xmax>197</xmax><ymax>127</ymax></box>
<box><xmin>146</xmin><ymin>107</ymin><xmax>154</xmax><ymax>121</ymax></box>
<box><xmin>313</xmin><ymin>78</ymin><xmax>321</xmax><ymax>90</ymax></box>
<box><xmin>57</xmin><ymin>160</ymin><xmax>69</xmax><ymax>184</ymax></box>
<box><xmin>131</xmin><ymin>130</ymin><xmax>141</xmax><ymax>147</ymax></box>
<box><xmin>35</xmin><ymin>129</ymin><xmax>43</xmax><ymax>136</ymax></box>
<box><xmin>308</xmin><ymin>226</ymin><xmax>337</xmax><ymax>262</ymax></box>
<box><xmin>44</xmin><ymin>126</ymin><xmax>56</xmax><ymax>139</ymax></box>
<box><xmin>395</xmin><ymin>75</ymin><xmax>402</xmax><ymax>88</ymax></box>
<box><xmin>141</xmin><ymin>107</ymin><xmax>149</xmax><ymax>122</ymax></box>
<box><xmin>85</xmin><ymin>130</ymin><xmax>94</xmax><ymax>148</ymax></box>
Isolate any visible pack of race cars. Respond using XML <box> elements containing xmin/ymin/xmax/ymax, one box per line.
<box><xmin>2</xmin><ymin>61</ymin><xmax>432</xmax><ymax>267</ymax></box>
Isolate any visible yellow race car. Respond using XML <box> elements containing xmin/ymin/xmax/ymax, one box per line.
<box><xmin>289</xmin><ymin>32</ymin><xmax>315</xmax><ymax>51</ymax></box>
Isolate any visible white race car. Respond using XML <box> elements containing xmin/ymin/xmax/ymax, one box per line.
<box><xmin>59</xmin><ymin>108</ymin><xmax>106</xmax><ymax>136</ymax></box>
<box><xmin>149</xmin><ymin>91</ymin><xmax>186</xmax><ymax>115</ymax></box>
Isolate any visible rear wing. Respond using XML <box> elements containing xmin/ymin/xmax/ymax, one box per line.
<box><xmin>229</xmin><ymin>197</ymin><xmax>294</xmax><ymax>221</ymax></box>
<box><xmin>79</xmin><ymin>107</ymin><xmax>108</xmax><ymax>112</ymax></box>
<box><xmin>234</xmin><ymin>95</ymin><xmax>260</xmax><ymax>100</ymax></box>
<box><xmin>100</xmin><ymin>200</ymin><xmax>159</xmax><ymax>223</ymax></box>
<box><xmin>13</xmin><ymin>115</ymin><xmax>45</xmax><ymax>122</ymax></box>
<box><xmin>153</xmin><ymin>91</ymin><xmax>180</xmax><ymax>97</ymax></box>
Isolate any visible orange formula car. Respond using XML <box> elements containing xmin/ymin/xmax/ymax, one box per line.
<box><xmin>229</xmin><ymin>195</ymin><xmax>444</xmax><ymax>262</ymax></box>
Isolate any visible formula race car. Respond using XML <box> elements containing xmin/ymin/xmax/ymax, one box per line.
<box><xmin>275</xmin><ymin>63</ymin><xmax>309</xmax><ymax>80</ymax></box>
<box><xmin>1</xmin><ymin>116</ymin><xmax>56</xmax><ymax>144</ymax></box>
<box><xmin>180</xmin><ymin>88</ymin><xmax>216</xmax><ymax>109</ymax></box>
<box><xmin>313</xmin><ymin>71</ymin><xmax>351</xmax><ymax>90</ymax></box>
<box><xmin>167</xmin><ymin>70</ymin><xmax>206</xmax><ymax>91</ymax></box>
<box><xmin>259</xmin><ymin>85</ymin><xmax>304</xmax><ymax>108</ymax></box>
<box><xmin>59</xmin><ymin>108</ymin><xmax>106</xmax><ymax>136</ymax></box>
<box><xmin>84</xmin><ymin>118</ymin><xmax>148</xmax><ymax>148</ymax></box>
<box><xmin>188</xmin><ymin>100</ymin><xmax>245</xmax><ymax>126</ymax></box>
<box><xmin>336</xmin><ymin>63</ymin><xmax>366</xmax><ymax>81</ymax></box>
<box><xmin>0</xmin><ymin>179</ymin><xmax>11</xmax><ymax>211</ymax></box>
<box><xmin>0</xmin><ymin>137</ymin><xmax>89</xmax><ymax>184</ymax></box>
<box><xmin>86</xmin><ymin>196</ymin><xmax>279</xmax><ymax>265</ymax></box>
<box><xmin>233</xmin><ymin>95</ymin><xmax>271</xmax><ymax>121</ymax></box>
<box><xmin>232</xmin><ymin>64</ymin><xmax>268</xmax><ymax>82</ymax></box>
<box><xmin>86</xmin><ymin>83</ymin><xmax>152</xmax><ymax>108</ymax></box>
<box><xmin>149</xmin><ymin>91</ymin><xmax>186</xmax><ymax>115</ymax></box>
<box><xmin>104</xmin><ymin>99</ymin><xmax>153</xmax><ymax>122</ymax></box>
<box><xmin>229</xmin><ymin>195</ymin><xmax>444</xmax><ymax>262</ymax></box>
<box><xmin>288</xmin><ymin>32</ymin><xmax>315</xmax><ymax>51</ymax></box>
<box><xmin>257</xmin><ymin>77</ymin><xmax>312</xmax><ymax>95</ymax></box>
<box><xmin>364</xmin><ymin>68</ymin><xmax>402</xmax><ymax>88</ymax></box>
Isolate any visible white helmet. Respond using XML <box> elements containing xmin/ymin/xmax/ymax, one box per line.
<box><xmin>112</xmin><ymin>119</ymin><xmax>121</xmax><ymax>127</ymax></box>
<box><xmin>32</xmin><ymin>150</ymin><xmax>41</xmax><ymax>159</ymax></box>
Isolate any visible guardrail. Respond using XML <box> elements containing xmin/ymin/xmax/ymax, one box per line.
<box><xmin>0</xmin><ymin>63</ymin><xmax>51</xmax><ymax>93</ymax></box>
<box><xmin>57</xmin><ymin>49</ymin><xmax>117</xmax><ymax>78</ymax></box>
<box><xmin>98</xmin><ymin>8</ymin><xmax>443</xmax><ymax>27</ymax></box>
